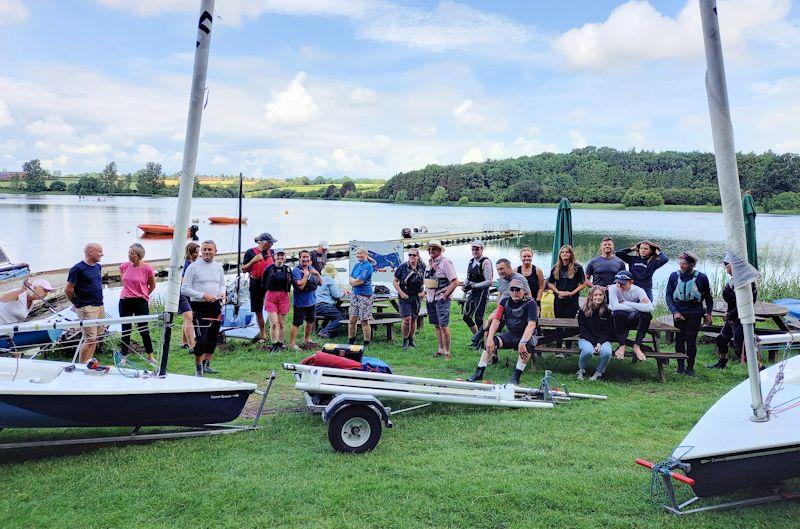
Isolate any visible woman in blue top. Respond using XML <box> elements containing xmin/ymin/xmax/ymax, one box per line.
<box><xmin>348</xmin><ymin>247</ymin><xmax>375</xmax><ymax>347</ymax></box>
<box><xmin>615</xmin><ymin>240</ymin><xmax>668</xmax><ymax>302</ymax></box>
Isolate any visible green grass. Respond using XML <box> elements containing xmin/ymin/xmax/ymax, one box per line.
<box><xmin>1</xmin><ymin>310</ymin><xmax>797</xmax><ymax>528</ymax></box>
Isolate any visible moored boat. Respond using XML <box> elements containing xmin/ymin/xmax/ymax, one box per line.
<box><xmin>137</xmin><ymin>224</ymin><xmax>174</xmax><ymax>235</ymax></box>
<box><xmin>0</xmin><ymin>246</ymin><xmax>29</xmax><ymax>282</ymax></box>
<box><xmin>208</xmin><ymin>216</ymin><xmax>247</xmax><ymax>224</ymax></box>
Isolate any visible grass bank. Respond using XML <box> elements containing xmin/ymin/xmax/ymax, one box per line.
<box><xmin>2</xmin><ymin>307</ymin><xmax>797</xmax><ymax>528</ymax></box>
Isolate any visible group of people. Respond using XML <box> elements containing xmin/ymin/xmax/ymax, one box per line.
<box><xmin>1</xmin><ymin>232</ymin><xmax>751</xmax><ymax>384</ymax></box>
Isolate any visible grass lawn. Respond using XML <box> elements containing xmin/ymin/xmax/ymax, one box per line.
<box><xmin>1</xmin><ymin>309</ymin><xmax>797</xmax><ymax>529</ymax></box>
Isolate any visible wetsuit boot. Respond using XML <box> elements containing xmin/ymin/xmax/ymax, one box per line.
<box><xmin>508</xmin><ymin>368</ymin><xmax>523</xmax><ymax>386</ymax></box>
<box><xmin>467</xmin><ymin>366</ymin><xmax>485</xmax><ymax>382</ymax></box>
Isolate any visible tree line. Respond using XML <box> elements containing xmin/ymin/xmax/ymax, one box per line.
<box><xmin>378</xmin><ymin>147</ymin><xmax>800</xmax><ymax>211</ymax></box>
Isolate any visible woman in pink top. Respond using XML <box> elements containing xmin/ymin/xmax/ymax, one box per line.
<box><xmin>119</xmin><ymin>243</ymin><xmax>157</xmax><ymax>364</ymax></box>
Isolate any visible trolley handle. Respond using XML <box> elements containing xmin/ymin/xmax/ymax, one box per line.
<box><xmin>636</xmin><ymin>458</ymin><xmax>695</xmax><ymax>486</ymax></box>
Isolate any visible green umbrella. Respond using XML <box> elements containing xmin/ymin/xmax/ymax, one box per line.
<box><xmin>551</xmin><ymin>198</ymin><xmax>573</xmax><ymax>267</ymax></box>
<box><xmin>742</xmin><ymin>194</ymin><xmax>758</xmax><ymax>269</ymax></box>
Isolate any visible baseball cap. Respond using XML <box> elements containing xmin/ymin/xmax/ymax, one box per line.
<box><xmin>273</xmin><ymin>248</ymin><xmax>286</xmax><ymax>255</ymax></box>
<box><xmin>256</xmin><ymin>233</ymin><xmax>277</xmax><ymax>243</ymax></box>
<box><xmin>30</xmin><ymin>278</ymin><xmax>54</xmax><ymax>291</ymax></box>
<box><xmin>470</xmin><ymin>239</ymin><xmax>484</xmax><ymax>249</ymax></box>
<box><xmin>509</xmin><ymin>278</ymin><xmax>525</xmax><ymax>290</ymax></box>
<box><xmin>319</xmin><ymin>240</ymin><xmax>329</xmax><ymax>249</ymax></box>
<box><xmin>614</xmin><ymin>270</ymin><xmax>633</xmax><ymax>283</ymax></box>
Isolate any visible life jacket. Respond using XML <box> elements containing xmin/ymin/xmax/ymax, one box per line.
<box><xmin>467</xmin><ymin>257</ymin><xmax>489</xmax><ymax>284</ymax></box>
<box><xmin>673</xmin><ymin>270</ymin><xmax>702</xmax><ymax>302</ymax></box>
<box><xmin>399</xmin><ymin>263</ymin><xmax>424</xmax><ymax>294</ymax></box>
<box><xmin>248</xmin><ymin>247</ymin><xmax>273</xmax><ymax>279</ymax></box>
<box><xmin>424</xmin><ymin>267</ymin><xmax>450</xmax><ymax>289</ymax></box>
<box><xmin>263</xmin><ymin>264</ymin><xmax>292</xmax><ymax>292</ymax></box>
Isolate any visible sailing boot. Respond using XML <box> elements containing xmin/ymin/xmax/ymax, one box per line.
<box><xmin>508</xmin><ymin>368</ymin><xmax>523</xmax><ymax>386</ymax></box>
<box><xmin>203</xmin><ymin>360</ymin><xmax>219</xmax><ymax>374</ymax></box>
<box><xmin>402</xmin><ymin>337</ymin><xmax>409</xmax><ymax>351</ymax></box>
<box><xmin>471</xmin><ymin>328</ymin><xmax>485</xmax><ymax>349</ymax></box>
<box><xmin>467</xmin><ymin>366</ymin><xmax>485</xmax><ymax>382</ymax></box>
<box><xmin>194</xmin><ymin>364</ymin><xmax>203</xmax><ymax>377</ymax></box>
<box><xmin>408</xmin><ymin>337</ymin><xmax>417</xmax><ymax>348</ymax></box>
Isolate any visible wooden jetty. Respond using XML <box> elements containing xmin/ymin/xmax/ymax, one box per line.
<box><xmin>4</xmin><ymin>229</ymin><xmax>521</xmax><ymax>316</ymax></box>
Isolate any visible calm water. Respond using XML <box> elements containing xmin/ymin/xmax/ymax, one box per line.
<box><xmin>3</xmin><ymin>194</ymin><xmax>798</xmax><ymax>299</ymax></box>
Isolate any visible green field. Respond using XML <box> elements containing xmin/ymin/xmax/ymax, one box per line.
<box><xmin>2</xmin><ymin>308</ymin><xmax>796</xmax><ymax>529</ymax></box>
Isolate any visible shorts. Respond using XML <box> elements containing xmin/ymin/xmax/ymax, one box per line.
<box><xmin>349</xmin><ymin>294</ymin><xmax>373</xmax><ymax>321</ymax></box>
<box><xmin>249</xmin><ymin>282</ymin><xmax>267</xmax><ymax>313</ymax></box>
<box><xmin>399</xmin><ymin>297</ymin><xmax>421</xmax><ymax>318</ymax></box>
<box><xmin>76</xmin><ymin>305</ymin><xmax>106</xmax><ymax>342</ymax></box>
<box><xmin>178</xmin><ymin>294</ymin><xmax>192</xmax><ymax>315</ymax></box>
<box><xmin>292</xmin><ymin>305</ymin><xmax>316</xmax><ymax>327</ymax></box>
<box><xmin>494</xmin><ymin>332</ymin><xmax>537</xmax><ymax>354</ymax></box>
<box><xmin>427</xmin><ymin>298</ymin><xmax>451</xmax><ymax>327</ymax></box>
<box><xmin>265</xmin><ymin>291</ymin><xmax>290</xmax><ymax>315</ymax></box>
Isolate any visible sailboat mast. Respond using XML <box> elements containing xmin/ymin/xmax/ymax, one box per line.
<box><xmin>159</xmin><ymin>0</ymin><xmax>215</xmax><ymax>376</ymax></box>
<box><xmin>235</xmin><ymin>172</ymin><xmax>243</xmax><ymax>315</ymax></box>
<box><xmin>698</xmin><ymin>0</ymin><xmax>766</xmax><ymax>421</ymax></box>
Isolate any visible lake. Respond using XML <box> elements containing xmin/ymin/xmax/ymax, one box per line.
<box><xmin>3</xmin><ymin>194</ymin><xmax>798</xmax><ymax>300</ymax></box>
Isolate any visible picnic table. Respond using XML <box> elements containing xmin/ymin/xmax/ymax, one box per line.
<box><xmin>535</xmin><ymin>317</ymin><xmax>684</xmax><ymax>383</ymax></box>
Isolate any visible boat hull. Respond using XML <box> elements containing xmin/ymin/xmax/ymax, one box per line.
<box><xmin>684</xmin><ymin>444</ymin><xmax>800</xmax><ymax>497</ymax></box>
<box><xmin>0</xmin><ymin>389</ymin><xmax>251</xmax><ymax>428</ymax></box>
<box><xmin>137</xmin><ymin>224</ymin><xmax>174</xmax><ymax>235</ymax></box>
<box><xmin>208</xmin><ymin>217</ymin><xmax>247</xmax><ymax>224</ymax></box>
<box><xmin>0</xmin><ymin>263</ymin><xmax>30</xmax><ymax>281</ymax></box>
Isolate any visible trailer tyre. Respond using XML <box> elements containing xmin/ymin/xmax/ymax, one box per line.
<box><xmin>328</xmin><ymin>405</ymin><xmax>382</xmax><ymax>453</ymax></box>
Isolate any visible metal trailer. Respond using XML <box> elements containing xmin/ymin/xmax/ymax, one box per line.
<box><xmin>283</xmin><ymin>363</ymin><xmax>606</xmax><ymax>453</ymax></box>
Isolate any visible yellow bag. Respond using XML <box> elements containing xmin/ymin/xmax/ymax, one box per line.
<box><xmin>540</xmin><ymin>290</ymin><xmax>555</xmax><ymax>319</ymax></box>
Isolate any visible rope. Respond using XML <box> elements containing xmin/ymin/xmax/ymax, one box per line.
<box><xmin>764</xmin><ymin>340</ymin><xmax>793</xmax><ymax>414</ymax></box>
<box><xmin>647</xmin><ymin>458</ymin><xmax>684</xmax><ymax>506</ymax></box>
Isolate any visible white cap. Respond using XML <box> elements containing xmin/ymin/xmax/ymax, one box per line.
<box><xmin>30</xmin><ymin>278</ymin><xmax>54</xmax><ymax>291</ymax></box>
<box><xmin>319</xmin><ymin>241</ymin><xmax>329</xmax><ymax>249</ymax></box>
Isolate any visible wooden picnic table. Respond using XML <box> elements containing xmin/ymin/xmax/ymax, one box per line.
<box><xmin>712</xmin><ymin>300</ymin><xmax>790</xmax><ymax>330</ymax></box>
<box><xmin>535</xmin><ymin>317</ymin><xmax>684</xmax><ymax>383</ymax></box>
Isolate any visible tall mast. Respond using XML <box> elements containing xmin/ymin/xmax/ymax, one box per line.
<box><xmin>698</xmin><ymin>0</ymin><xmax>765</xmax><ymax>421</ymax></box>
<box><xmin>234</xmin><ymin>171</ymin><xmax>243</xmax><ymax>316</ymax></box>
<box><xmin>159</xmin><ymin>0</ymin><xmax>215</xmax><ymax>376</ymax></box>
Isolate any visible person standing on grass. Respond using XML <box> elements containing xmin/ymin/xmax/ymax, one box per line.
<box><xmin>424</xmin><ymin>240</ymin><xmax>458</xmax><ymax>359</ymax></box>
<box><xmin>708</xmin><ymin>256</ymin><xmax>757</xmax><ymax>370</ymax></box>
<box><xmin>310</xmin><ymin>241</ymin><xmax>329</xmax><ymax>273</ymax></box>
<box><xmin>241</xmin><ymin>233</ymin><xmax>276</xmax><ymax>344</ymax></box>
<box><xmin>179</xmin><ymin>242</ymin><xmax>199</xmax><ymax>353</ymax></box>
<box><xmin>316</xmin><ymin>263</ymin><xmax>346</xmax><ymax>339</ymax></box>
<box><xmin>607</xmin><ymin>270</ymin><xmax>653</xmax><ymax>362</ymax></box>
<box><xmin>547</xmin><ymin>245</ymin><xmax>586</xmax><ymax>319</ymax></box>
<box><xmin>585</xmin><ymin>237</ymin><xmax>626</xmax><ymax>288</ymax></box>
<box><xmin>348</xmin><ymin>247</ymin><xmax>375</xmax><ymax>347</ymax></box>
<box><xmin>615</xmin><ymin>240</ymin><xmax>668</xmax><ymax>302</ymax></box>
<box><xmin>576</xmin><ymin>286</ymin><xmax>616</xmax><ymax>381</ymax></box>
<box><xmin>262</xmin><ymin>249</ymin><xmax>292</xmax><ymax>352</ymax></box>
<box><xmin>181</xmin><ymin>240</ymin><xmax>226</xmax><ymax>377</ymax></box>
<box><xmin>65</xmin><ymin>242</ymin><xmax>105</xmax><ymax>363</ymax></box>
<box><xmin>467</xmin><ymin>279</ymin><xmax>538</xmax><ymax>385</ymax></box>
<box><xmin>290</xmin><ymin>250</ymin><xmax>322</xmax><ymax>351</ymax></box>
<box><xmin>118</xmin><ymin>243</ymin><xmax>156</xmax><ymax>366</ymax></box>
<box><xmin>393</xmin><ymin>248</ymin><xmax>426</xmax><ymax>351</ymax></box>
<box><xmin>517</xmin><ymin>247</ymin><xmax>545</xmax><ymax>306</ymax></box>
<box><xmin>462</xmin><ymin>239</ymin><xmax>493</xmax><ymax>340</ymax></box>
<box><xmin>665</xmin><ymin>251</ymin><xmax>714</xmax><ymax>376</ymax></box>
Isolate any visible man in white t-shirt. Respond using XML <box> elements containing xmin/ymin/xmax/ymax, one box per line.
<box><xmin>0</xmin><ymin>279</ymin><xmax>55</xmax><ymax>324</ymax></box>
<box><xmin>607</xmin><ymin>270</ymin><xmax>653</xmax><ymax>361</ymax></box>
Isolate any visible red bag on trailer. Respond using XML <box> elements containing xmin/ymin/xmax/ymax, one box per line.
<box><xmin>300</xmin><ymin>351</ymin><xmax>362</xmax><ymax>370</ymax></box>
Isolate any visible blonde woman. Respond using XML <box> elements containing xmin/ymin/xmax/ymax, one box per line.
<box><xmin>119</xmin><ymin>243</ymin><xmax>157</xmax><ymax>364</ymax></box>
<box><xmin>546</xmin><ymin>245</ymin><xmax>586</xmax><ymax>318</ymax></box>
<box><xmin>516</xmin><ymin>247</ymin><xmax>545</xmax><ymax>305</ymax></box>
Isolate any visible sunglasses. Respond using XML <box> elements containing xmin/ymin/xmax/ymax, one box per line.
<box><xmin>509</xmin><ymin>287</ymin><xmax>522</xmax><ymax>292</ymax></box>
<box><xmin>408</xmin><ymin>253</ymin><xmax>419</xmax><ymax>256</ymax></box>
<box><xmin>471</xmin><ymin>247</ymin><xmax>481</xmax><ymax>251</ymax></box>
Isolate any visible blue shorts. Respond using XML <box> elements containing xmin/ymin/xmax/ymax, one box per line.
<box><xmin>426</xmin><ymin>299</ymin><xmax>451</xmax><ymax>327</ymax></box>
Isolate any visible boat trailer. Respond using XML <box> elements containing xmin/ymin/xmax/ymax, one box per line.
<box><xmin>284</xmin><ymin>362</ymin><xmax>606</xmax><ymax>453</ymax></box>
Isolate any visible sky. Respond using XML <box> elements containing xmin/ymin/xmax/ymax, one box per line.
<box><xmin>1</xmin><ymin>0</ymin><xmax>799</xmax><ymax>179</ymax></box>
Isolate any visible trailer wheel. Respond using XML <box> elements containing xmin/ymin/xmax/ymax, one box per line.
<box><xmin>327</xmin><ymin>405</ymin><xmax>382</xmax><ymax>453</ymax></box>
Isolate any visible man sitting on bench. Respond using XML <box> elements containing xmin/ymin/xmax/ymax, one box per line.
<box><xmin>468</xmin><ymin>279</ymin><xmax>538</xmax><ymax>385</ymax></box>
<box><xmin>607</xmin><ymin>270</ymin><xmax>653</xmax><ymax>361</ymax></box>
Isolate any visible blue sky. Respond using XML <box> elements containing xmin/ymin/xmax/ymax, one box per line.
<box><xmin>1</xmin><ymin>0</ymin><xmax>799</xmax><ymax>179</ymax></box>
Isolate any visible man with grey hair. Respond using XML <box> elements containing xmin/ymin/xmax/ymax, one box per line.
<box><xmin>310</xmin><ymin>241</ymin><xmax>329</xmax><ymax>273</ymax></box>
<box><xmin>66</xmin><ymin>242</ymin><xmax>105</xmax><ymax>363</ymax></box>
<box><xmin>462</xmin><ymin>239</ymin><xmax>493</xmax><ymax>338</ymax></box>
<box><xmin>470</xmin><ymin>258</ymin><xmax>530</xmax><ymax>348</ymax></box>
<box><xmin>348</xmin><ymin>246</ymin><xmax>374</xmax><ymax>347</ymax></box>
<box><xmin>182</xmin><ymin>240</ymin><xmax>226</xmax><ymax>376</ymax></box>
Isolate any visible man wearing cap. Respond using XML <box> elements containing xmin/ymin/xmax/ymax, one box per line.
<box><xmin>607</xmin><ymin>270</ymin><xmax>653</xmax><ymax>362</ymax></box>
<box><xmin>393</xmin><ymin>248</ymin><xmax>426</xmax><ymax>350</ymax></box>
<box><xmin>310</xmin><ymin>241</ymin><xmax>329</xmax><ymax>273</ymax></box>
<box><xmin>467</xmin><ymin>278</ymin><xmax>539</xmax><ymax>385</ymax></box>
<box><xmin>585</xmin><ymin>237</ymin><xmax>627</xmax><ymax>288</ymax></box>
<box><xmin>242</xmin><ymin>233</ymin><xmax>276</xmax><ymax>343</ymax></box>
<box><xmin>708</xmin><ymin>256</ymin><xmax>757</xmax><ymax>369</ymax></box>
<box><xmin>66</xmin><ymin>242</ymin><xmax>105</xmax><ymax>363</ymax></box>
<box><xmin>424</xmin><ymin>240</ymin><xmax>458</xmax><ymax>359</ymax></box>
<box><xmin>462</xmin><ymin>239</ymin><xmax>493</xmax><ymax>338</ymax></box>
<box><xmin>665</xmin><ymin>251</ymin><xmax>714</xmax><ymax>376</ymax></box>
<box><xmin>470</xmin><ymin>259</ymin><xmax>531</xmax><ymax>349</ymax></box>
<box><xmin>0</xmin><ymin>278</ymin><xmax>55</xmax><ymax>324</ymax></box>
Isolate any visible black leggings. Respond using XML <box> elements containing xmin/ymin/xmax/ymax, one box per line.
<box><xmin>675</xmin><ymin>314</ymin><xmax>702</xmax><ymax>370</ymax></box>
<box><xmin>191</xmin><ymin>301</ymin><xmax>221</xmax><ymax>358</ymax></box>
<box><xmin>613</xmin><ymin>310</ymin><xmax>652</xmax><ymax>346</ymax></box>
<box><xmin>119</xmin><ymin>297</ymin><xmax>153</xmax><ymax>356</ymax></box>
<box><xmin>463</xmin><ymin>288</ymin><xmax>489</xmax><ymax>329</ymax></box>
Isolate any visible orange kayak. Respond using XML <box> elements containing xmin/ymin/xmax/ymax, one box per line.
<box><xmin>138</xmin><ymin>224</ymin><xmax>174</xmax><ymax>235</ymax></box>
<box><xmin>208</xmin><ymin>216</ymin><xmax>247</xmax><ymax>224</ymax></box>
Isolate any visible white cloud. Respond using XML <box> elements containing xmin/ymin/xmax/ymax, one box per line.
<box><xmin>373</xmin><ymin>134</ymin><xmax>392</xmax><ymax>147</ymax></box>
<box><xmin>41</xmin><ymin>154</ymin><xmax>69</xmax><ymax>170</ymax></box>
<box><xmin>73</xmin><ymin>143</ymin><xmax>112</xmax><ymax>155</ymax></box>
<box><xmin>329</xmin><ymin>147</ymin><xmax>380</xmax><ymax>175</ymax></box>
<box><xmin>0</xmin><ymin>98</ymin><xmax>13</xmax><ymax>127</ymax></box>
<box><xmin>349</xmin><ymin>86</ymin><xmax>377</xmax><ymax>106</ymax></box>
<box><xmin>751</xmin><ymin>76</ymin><xmax>800</xmax><ymax>96</ymax></box>
<box><xmin>25</xmin><ymin>115</ymin><xmax>75</xmax><ymax>138</ymax></box>
<box><xmin>555</xmin><ymin>0</ymin><xmax>793</xmax><ymax>70</ymax></box>
<box><xmin>461</xmin><ymin>148</ymin><xmax>484</xmax><ymax>164</ymax></box>
<box><xmin>453</xmin><ymin>99</ymin><xmax>505</xmax><ymax>131</ymax></box>
<box><xmin>212</xmin><ymin>154</ymin><xmax>229</xmax><ymax>164</ymax></box>
<box><xmin>0</xmin><ymin>0</ymin><xmax>29</xmax><ymax>25</ymax></box>
<box><xmin>264</xmin><ymin>72</ymin><xmax>318</xmax><ymax>126</ymax></box>
<box><xmin>569</xmin><ymin>130</ymin><xmax>587</xmax><ymax>148</ymax></box>
<box><xmin>132</xmin><ymin>144</ymin><xmax>163</xmax><ymax>163</ymax></box>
